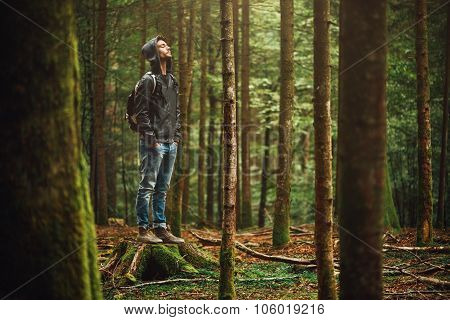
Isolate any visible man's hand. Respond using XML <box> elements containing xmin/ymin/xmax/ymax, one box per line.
<box><xmin>151</xmin><ymin>142</ymin><xmax>161</xmax><ymax>148</ymax></box>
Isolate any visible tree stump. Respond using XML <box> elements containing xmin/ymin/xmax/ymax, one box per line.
<box><xmin>101</xmin><ymin>240</ymin><xmax>218</xmax><ymax>286</ymax></box>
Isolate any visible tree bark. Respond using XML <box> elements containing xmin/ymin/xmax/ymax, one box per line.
<box><xmin>158</xmin><ymin>0</ymin><xmax>174</xmax><ymax>45</ymax></box>
<box><xmin>240</xmin><ymin>0</ymin><xmax>252</xmax><ymax>228</ymax></box>
<box><xmin>207</xmin><ymin>26</ymin><xmax>217</xmax><ymax>226</ymax></box>
<box><xmin>181</xmin><ymin>0</ymin><xmax>196</xmax><ymax>225</ymax></box>
<box><xmin>171</xmin><ymin>0</ymin><xmax>188</xmax><ymax>236</ymax></box>
<box><xmin>219</xmin><ymin>0</ymin><xmax>237</xmax><ymax>300</ymax></box>
<box><xmin>415</xmin><ymin>0</ymin><xmax>433</xmax><ymax>245</ymax></box>
<box><xmin>338</xmin><ymin>0</ymin><xmax>387</xmax><ymax>300</ymax></box>
<box><xmin>198</xmin><ymin>0</ymin><xmax>209</xmax><ymax>227</ymax></box>
<box><xmin>437</xmin><ymin>2</ymin><xmax>449</xmax><ymax>229</ymax></box>
<box><xmin>218</xmin><ymin>127</ymin><xmax>224</xmax><ymax>228</ymax></box>
<box><xmin>0</xmin><ymin>0</ymin><xmax>102</xmax><ymax>299</ymax></box>
<box><xmin>92</xmin><ymin>0</ymin><xmax>108</xmax><ymax>225</ymax></box>
<box><xmin>273</xmin><ymin>0</ymin><xmax>294</xmax><ymax>247</ymax></box>
<box><xmin>233</xmin><ymin>0</ymin><xmax>242</xmax><ymax>230</ymax></box>
<box><xmin>140</xmin><ymin>0</ymin><xmax>148</xmax><ymax>77</ymax></box>
<box><xmin>258</xmin><ymin>123</ymin><xmax>271</xmax><ymax>228</ymax></box>
<box><xmin>313</xmin><ymin>0</ymin><xmax>337</xmax><ymax>300</ymax></box>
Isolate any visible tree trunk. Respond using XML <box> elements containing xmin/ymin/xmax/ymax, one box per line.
<box><xmin>338</xmin><ymin>0</ymin><xmax>387</xmax><ymax>299</ymax></box>
<box><xmin>218</xmin><ymin>128</ymin><xmax>224</xmax><ymax>228</ymax></box>
<box><xmin>0</xmin><ymin>0</ymin><xmax>101</xmax><ymax>299</ymax></box>
<box><xmin>385</xmin><ymin>161</ymin><xmax>401</xmax><ymax>232</ymax></box>
<box><xmin>182</xmin><ymin>88</ymin><xmax>193</xmax><ymax>224</ymax></box>
<box><xmin>171</xmin><ymin>0</ymin><xmax>188</xmax><ymax>237</ymax></box>
<box><xmin>313</xmin><ymin>0</ymin><xmax>337</xmax><ymax>300</ymax></box>
<box><xmin>258</xmin><ymin>123</ymin><xmax>271</xmax><ymax>228</ymax></box>
<box><xmin>219</xmin><ymin>0</ymin><xmax>237</xmax><ymax>300</ymax></box>
<box><xmin>198</xmin><ymin>0</ymin><xmax>209</xmax><ymax>227</ymax></box>
<box><xmin>158</xmin><ymin>0</ymin><xmax>173</xmax><ymax>44</ymax></box>
<box><xmin>233</xmin><ymin>0</ymin><xmax>242</xmax><ymax>230</ymax></box>
<box><xmin>241</xmin><ymin>0</ymin><xmax>252</xmax><ymax>228</ymax></box>
<box><xmin>300</xmin><ymin>129</ymin><xmax>310</xmax><ymax>174</ymax></box>
<box><xmin>415</xmin><ymin>0</ymin><xmax>433</xmax><ymax>245</ymax></box>
<box><xmin>106</xmin><ymin>145</ymin><xmax>117</xmax><ymax>216</ymax></box>
<box><xmin>181</xmin><ymin>0</ymin><xmax>196</xmax><ymax>225</ymax></box>
<box><xmin>207</xmin><ymin>19</ymin><xmax>217</xmax><ymax>226</ymax></box>
<box><xmin>273</xmin><ymin>0</ymin><xmax>294</xmax><ymax>247</ymax></box>
<box><xmin>140</xmin><ymin>0</ymin><xmax>148</xmax><ymax>77</ymax></box>
<box><xmin>92</xmin><ymin>0</ymin><xmax>108</xmax><ymax>225</ymax></box>
<box><xmin>437</xmin><ymin>2</ymin><xmax>449</xmax><ymax>230</ymax></box>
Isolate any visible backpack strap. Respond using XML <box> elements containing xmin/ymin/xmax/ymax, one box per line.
<box><xmin>143</xmin><ymin>72</ymin><xmax>157</xmax><ymax>95</ymax></box>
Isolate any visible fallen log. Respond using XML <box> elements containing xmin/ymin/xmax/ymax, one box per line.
<box><xmin>190</xmin><ymin>231</ymin><xmax>316</xmax><ymax>265</ymax></box>
<box><xmin>383</xmin><ymin>244</ymin><xmax>450</xmax><ymax>254</ymax></box>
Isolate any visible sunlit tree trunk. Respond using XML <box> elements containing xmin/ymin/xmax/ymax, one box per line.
<box><xmin>273</xmin><ymin>0</ymin><xmax>294</xmax><ymax>247</ymax></box>
<box><xmin>0</xmin><ymin>0</ymin><xmax>101</xmax><ymax>299</ymax></box>
<box><xmin>338</xmin><ymin>0</ymin><xmax>387</xmax><ymax>299</ymax></box>
<box><xmin>415</xmin><ymin>0</ymin><xmax>433</xmax><ymax>245</ymax></box>
<box><xmin>219</xmin><ymin>0</ymin><xmax>237</xmax><ymax>300</ymax></box>
<box><xmin>313</xmin><ymin>0</ymin><xmax>337</xmax><ymax>300</ymax></box>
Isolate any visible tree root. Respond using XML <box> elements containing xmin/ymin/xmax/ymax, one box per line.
<box><xmin>190</xmin><ymin>231</ymin><xmax>316</xmax><ymax>265</ymax></box>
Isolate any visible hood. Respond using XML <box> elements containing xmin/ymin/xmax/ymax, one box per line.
<box><xmin>141</xmin><ymin>36</ymin><xmax>173</xmax><ymax>75</ymax></box>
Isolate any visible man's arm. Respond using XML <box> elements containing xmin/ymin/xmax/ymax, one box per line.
<box><xmin>134</xmin><ymin>75</ymin><xmax>156</xmax><ymax>145</ymax></box>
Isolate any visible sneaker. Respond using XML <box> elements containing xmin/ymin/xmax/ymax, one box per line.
<box><xmin>154</xmin><ymin>227</ymin><xmax>185</xmax><ymax>244</ymax></box>
<box><xmin>137</xmin><ymin>226</ymin><xmax>163</xmax><ymax>244</ymax></box>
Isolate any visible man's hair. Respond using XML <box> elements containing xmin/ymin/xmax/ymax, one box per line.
<box><xmin>156</xmin><ymin>35</ymin><xmax>168</xmax><ymax>45</ymax></box>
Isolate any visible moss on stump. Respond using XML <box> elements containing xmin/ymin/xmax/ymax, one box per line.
<box><xmin>101</xmin><ymin>240</ymin><xmax>218</xmax><ymax>286</ymax></box>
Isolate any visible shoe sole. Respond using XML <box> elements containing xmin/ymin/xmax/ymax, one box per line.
<box><xmin>137</xmin><ymin>237</ymin><xmax>163</xmax><ymax>244</ymax></box>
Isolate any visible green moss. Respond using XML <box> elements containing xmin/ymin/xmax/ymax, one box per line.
<box><xmin>149</xmin><ymin>245</ymin><xmax>198</xmax><ymax>276</ymax></box>
<box><xmin>178</xmin><ymin>243</ymin><xmax>219</xmax><ymax>270</ymax></box>
<box><xmin>219</xmin><ymin>246</ymin><xmax>236</xmax><ymax>299</ymax></box>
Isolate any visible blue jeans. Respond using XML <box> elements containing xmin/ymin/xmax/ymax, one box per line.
<box><xmin>136</xmin><ymin>140</ymin><xmax>177</xmax><ymax>229</ymax></box>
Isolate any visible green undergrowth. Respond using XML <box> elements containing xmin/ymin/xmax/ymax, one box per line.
<box><xmin>105</xmin><ymin>261</ymin><xmax>319</xmax><ymax>300</ymax></box>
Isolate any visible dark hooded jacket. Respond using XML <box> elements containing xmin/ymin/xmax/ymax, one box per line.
<box><xmin>134</xmin><ymin>36</ymin><xmax>181</xmax><ymax>145</ymax></box>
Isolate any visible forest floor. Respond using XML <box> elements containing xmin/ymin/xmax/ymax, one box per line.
<box><xmin>97</xmin><ymin>224</ymin><xmax>449</xmax><ymax>300</ymax></box>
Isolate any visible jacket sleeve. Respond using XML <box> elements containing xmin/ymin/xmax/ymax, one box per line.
<box><xmin>174</xmin><ymin>80</ymin><xmax>182</xmax><ymax>143</ymax></box>
<box><xmin>134</xmin><ymin>75</ymin><xmax>156</xmax><ymax>145</ymax></box>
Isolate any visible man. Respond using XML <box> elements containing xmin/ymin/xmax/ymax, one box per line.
<box><xmin>134</xmin><ymin>35</ymin><xmax>184</xmax><ymax>244</ymax></box>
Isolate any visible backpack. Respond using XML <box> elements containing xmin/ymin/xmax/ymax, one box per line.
<box><xmin>125</xmin><ymin>72</ymin><xmax>156</xmax><ymax>132</ymax></box>
<box><xmin>126</xmin><ymin>72</ymin><xmax>179</xmax><ymax>132</ymax></box>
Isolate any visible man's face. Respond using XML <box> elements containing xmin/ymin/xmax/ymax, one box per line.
<box><xmin>157</xmin><ymin>39</ymin><xmax>171</xmax><ymax>60</ymax></box>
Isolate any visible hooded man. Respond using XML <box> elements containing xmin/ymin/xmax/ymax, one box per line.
<box><xmin>134</xmin><ymin>35</ymin><xmax>184</xmax><ymax>244</ymax></box>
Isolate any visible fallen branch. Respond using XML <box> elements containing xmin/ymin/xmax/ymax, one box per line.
<box><xmin>290</xmin><ymin>226</ymin><xmax>310</xmax><ymax>234</ymax></box>
<box><xmin>383</xmin><ymin>244</ymin><xmax>450</xmax><ymax>254</ymax></box>
<box><xmin>384</xmin><ymin>265</ymin><xmax>450</xmax><ymax>288</ymax></box>
<box><xmin>119</xmin><ymin>275</ymin><xmax>303</xmax><ymax>289</ymax></box>
<box><xmin>416</xmin><ymin>264</ymin><xmax>450</xmax><ymax>275</ymax></box>
<box><xmin>384</xmin><ymin>290</ymin><xmax>448</xmax><ymax>296</ymax></box>
<box><xmin>191</xmin><ymin>231</ymin><xmax>316</xmax><ymax>265</ymax></box>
